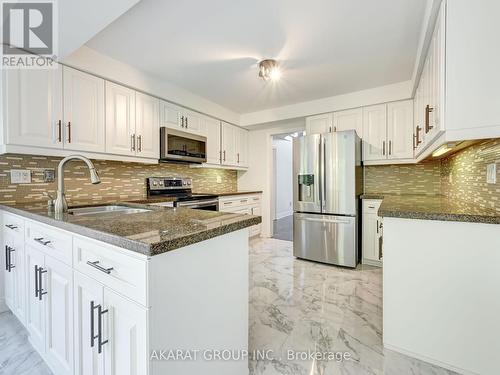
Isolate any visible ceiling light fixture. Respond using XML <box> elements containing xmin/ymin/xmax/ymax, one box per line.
<box><xmin>259</xmin><ymin>59</ymin><xmax>281</xmax><ymax>81</ymax></box>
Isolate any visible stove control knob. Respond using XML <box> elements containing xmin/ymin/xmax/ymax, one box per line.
<box><xmin>152</xmin><ymin>181</ymin><xmax>158</xmax><ymax>186</ymax></box>
<box><xmin>159</xmin><ymin>181</ymin><xmax>164</xmax><ymax>186</ymax></box>
<box><xmin>183</xmin><ymin>181</ymin><xmax>187</xmax><ymax>186</ymax></box>
<box><xmin>187</xmin><ymin>181</ymin><xmax>191</xmax><ymax>186</ymax></box>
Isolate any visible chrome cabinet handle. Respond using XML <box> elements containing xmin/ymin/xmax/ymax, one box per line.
<box><xmin>378</xmin><ymin>236</ymin><xmax>383</xmax><ymax>260</ymax></box>
<box><xmin>131</xmin><ymin>134</ymin><xmax>136</xmax><ymax>151</ymax></box>
<box><xmin>425</xmin><ymin>105</ymin><xmax>434</xmax><ymax>133</ymax></box>
<box><xmin>35</xmin><ymin>265</ymin><xmax>39</xmax><ymax>297</ymax></box>
<box><xmin>67</xmin><ymin>122</ymin><xmax>72</xmax><ymax>143</ymax></box>
<box><xmin>389</xmin><ymin>140</ymin><xmax>392</xmax><ymax>155</ymax></box>
<box><xmin>38</xmin><ymin>267</ymin><xmax>47</xmax><ymax>300</ymax></box>
<box><xmin>137</xmin><ymin>135</ymin><xmax>142</xmax><ymax>152</ymax></box>
<box><xmin>181</xmin><ymin>116</ymin><xmax>185</xmax><ymax>127</ymax></box>
<box><xmin>219</xmin><ymin>150</ymin><xmax>222</xmax><ymax>163</ymax></box>
<box><xmin>223</xmin><ymin>150</ymin><xmax>226</xmax><ymax>162</ymax></box>
<box><xmin>237</xmin><ymin>153</ymin><xmax>240</xmax><ymax>163</ymax></box>
<box><xmin>185</xmin><ymin>117</ymin><xmax>188</xmax><ymax>128</ymax></box>
<box><xmin>58</xmin><ymin>120</ymin><xmax>62</xmax><ymax>142</ymax></box>
<box><xmin>86</xmin><ymin>260</ymin><xmax>114</xmax><ymax>274</ymax></box>
<box><xmin>382</xmin><ymin>141</ymin><xmax>386</xmax><ymax>156</ymax></box>
<box><xmin>97</xmin><ymin>305</ymin><xmax>109</xmax><ymax>354</ymax></box>
<box><xmin>5</xmin><ymin>245</ymin><xmax>15</xmax><ymax>272</ymax></box>
<box><xmin>90</xmin><ymin>301</ymin><xmax>99</xmax><ymax>348</ymax></box>
<box><xmin>5</xmin><ymin>224</ymin><xmax>18</xmax><ymax>230</ymax></box>
<box><xmin>376</xmin><ymin>219</ymin><xmax>379</xmax><ymax>234</ymax></box>
<box><xmin>34</xmin><ymin>237</ymin><xmax>51</xmax><ymax>246</ymax></box>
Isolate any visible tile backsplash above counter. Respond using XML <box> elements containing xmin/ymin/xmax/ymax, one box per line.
<box><xmin>364</xmin><ymin>138</ymin><xmax>500</xmax><ymax>213</ymax></box>
<box><xmin>0</xmin><ymin>154</ymin><xmax>237</xmax><ymax>205</ymax></box>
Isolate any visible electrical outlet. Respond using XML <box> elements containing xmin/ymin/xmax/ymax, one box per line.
<box><xmin>10</xmin><ymin>169</ymin><xmax>31</xmax><ymax>184</ymax></box>
<box><xmin>43</xmin><ymin>169</ymin><xmax>55</xmax><ymax>183</ymax></box>
<box><xmin>216</xmin><ymin>175</ymin><xmax>222</xmax><ymax>184</ymax></box>
<box><xmin>486</xmin><ymin>163</ymin><xmax>497</xmax><ymax>184</ymax></box>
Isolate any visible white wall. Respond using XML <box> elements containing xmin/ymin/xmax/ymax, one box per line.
<box><xmin>238</xmin><ymin>118</ymin><xmax>305</xmax><ymax>237</ymax></box>
<box><xmin>62</xmin><ymin>46</ymin><xmax>240</xmax><ymax>124</ymax></box>
<box><xmin>240</xmin><ymin>80</ymin><xmax>412</xmax><ymax>126</ymax></box>
<box><xmin>273</xmin><ymin>139</ymin><xmax>293</xmax><ymax>220</ymax></box>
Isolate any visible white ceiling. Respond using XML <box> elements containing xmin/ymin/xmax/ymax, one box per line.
<box><xmin>86</xmin><ymin>0</ymin><xmax>426</xmax><ymax>114</ymax></box>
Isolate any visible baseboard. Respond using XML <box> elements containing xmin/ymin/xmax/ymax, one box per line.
<box><xmin>383</xmin><ymin>343</ymin><xmax>477</xmax><ymax>375</ymax></box>
<box><xmin>362</xmin><ymin>258</ymin><xmax>382</xmax><ymax>267</ymax></box>
<box><xmin>276</xmin><ymin>211</ymin><xmax>293</xmax><ymax>220</ymax></box>
<box><xmin>0</xmin><ymin>298</ymin><xmax>8</xmax><ymax>313</ymax></box>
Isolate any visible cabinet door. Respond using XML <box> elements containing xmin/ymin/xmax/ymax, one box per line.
<box><xmin>4</xmin><ymin>237</ymin><xmax>15</xmax><ymax>311</ymax></box>
<box><xmin>333</xmin><ymin>108</ymin><xmax>363</xmax><ymax>137</ymax></box>
<box><xmin>74</xmin><ymin>271</ymin><xmax>105</xmax><ymax>375</ymax></box>
<box><xmin>362</xmin><ymin>213</ymin><xmax>379</xmax><ymax>262</ymax></box>
<box><xmin>387</xmin><ymin>100</ymin><xmax>414</xmax><ymax>159</ymax></box>
<box><xmin>3</xmin><ymin>66</ymin><xmax>62</xmax><ymax>148</ymax></box>
<box><xmin>45</xmin><ymin>256</ymin><xmax>74</xmax><ymax>375</ymax></box>
<box><xmin>103</xmin><ymin>288</ymin><xmax>148</xmax><ymax>375</ymax></box>
<box><xmin>204</xmin><ymin>117</ymin><xmax>221</xmax><ymax>165</ymax></box>
<box><xmin>221</xmin><ymin>122</ymin><xmax>238</xmax><ymax>166</ymax></box>
<box><xmin>305</xmin><ymin>113</ymin><xmax>333</xmax><ymax>134</ymax></box>
<box><xmin>362</xmin><ymin>104</ymin><xmax>387</xmax><ymax>161</ymax></box>
<box><xmin>105</xmin><ymin>82</ymin><xmax>136</xmax><ymax>156</ymax></box>
<box><xmin>26</xmin><ymin>245</ymin><xmax>46</xmax><ymax>353</ymax></box>
<box><xmin>236</xmin><ymin>127</ymin><xmax>249</xmax><ymax>167</ymax></box>
<box><xmin>11</xmin><ymin>236</ymin><xmax>26</xmax><ymax>323</ymax></box>
<box><xmin>63</xmin><ymin>66</ymin><xmax>105</xmax><ymax>152</ymax></box>
<box><xmin>183</xmin><ymin>110</ymin><xmax>203</xmax><ymax>134</ymax></box>
<box><xmin>159</xmin><ymin>100</ymin><xmax>181</xmax><ymax>130</ymax></box>
<box><xmin>135</xmin><ymin>92</ymin><xmax>160</xmax><ymax>159</ymax></box>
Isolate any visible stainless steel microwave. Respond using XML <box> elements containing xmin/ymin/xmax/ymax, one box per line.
<box><xmin>159</xmin><ymin>127</ymin><xmax>207</xmax><ymax>163</ymax></box>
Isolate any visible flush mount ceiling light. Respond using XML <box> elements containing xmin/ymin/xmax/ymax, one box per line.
<box><xmin>258</xmin><ymin>59</ymin><xmax>281</xmax><ymax>81</ymax></box>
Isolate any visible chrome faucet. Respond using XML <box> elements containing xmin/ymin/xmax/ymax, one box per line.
<box><xmin>54</xmin><ymin>155</ymin><xmax>101</xmax><ymax>214</ymax></box>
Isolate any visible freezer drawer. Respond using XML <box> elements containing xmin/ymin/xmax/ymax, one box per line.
<box><xmin>293</xmin><ymin>213</ymin><xmax>357</xmax><ymax>267</ymax></box>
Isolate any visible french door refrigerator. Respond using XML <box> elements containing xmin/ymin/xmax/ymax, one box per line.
<box><xmin>293</xmin><ymin>130</ymin><xmax>362</xmax><ymax>267</ymax></box>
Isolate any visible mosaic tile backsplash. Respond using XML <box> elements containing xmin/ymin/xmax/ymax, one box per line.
<box><xmin>0</xmin><ymin>154</ymin><xmax>237</xmax><ymax>205</ymax></box>
<box><xmin>365</xmin><ymin>138</ymin><xmax>500</xmax><ymax>213</ymax></box>
<box><xmin>364</xmin><ymin>161</ymin><xmax>442</xmax><ymax>196</ymax></box>
<box><xmin>441</xmin><ymin>138</ymin><xmax>500</xmax><ymax>212</ymax></box>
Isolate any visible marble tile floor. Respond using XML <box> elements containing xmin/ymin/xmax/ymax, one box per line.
<box><xmin>249</xmin><ymin>238</ymin><xmax>457</xmax><ymax>375</ymax></box>
<box><xmin>273</xmin><ymin>215</ymin><xmax>293</xmax><ymax>242</ymax></box>
<box><xmin>0</xmin><ymin>238</ymin><xmax>457</xmax><ymax>375</ymax></box>
<box><xmin>0</xmin><ymin>311</ymin><xmax>51</xmax><ymax>374</ymax></box>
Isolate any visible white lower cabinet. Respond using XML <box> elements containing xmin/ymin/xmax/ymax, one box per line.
<box><xmin>362</xmin><ymin>200</ymin><xmax>383</xmax><ymax>267</ymax></box>
<box><xmin>103</xmin><ymin>288</ymin><xmax>148</xmax><ymax>375</ymax></box>
<box><xmin>26</xmin><ymin>245</ymin><xmax>47</xmax><ymax>354</ymax></box>
<box><xmin>74</xmin><ymin>272</ymin><xmax>148</xmax><ymax>375</ymax></box>
<box><xmin>4</xmin><ymin>230</ymin><xmax>26</xmax><ymax>324</ymax></box>
<box><xmin>219</xmin><ymin>194</ymin><xmax>262</xmax><ymax>237</ymax></box>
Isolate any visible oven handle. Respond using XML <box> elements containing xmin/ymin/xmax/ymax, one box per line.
<box><xmin>176</xmin><ymin>199</ymin><xmax>219</xmax><ymax>209</ymax></box>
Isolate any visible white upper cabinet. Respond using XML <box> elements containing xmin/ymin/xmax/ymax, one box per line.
<box><xmin>305</xmin><ymin>113</ymin><xmax>333</xmax><ymax>134</ymax></box>
<box><xmin>3</xmin><ymin>67</ymin><xmax>62</xmax><ymax>148</ymax></box>
<box><xmin>135</xmin><ymin>92</ymin><xmax>160</xmax><ymax>159</ymax></box>
<box><xmin>159</xmin><ymin>100</ymin><xmax>182</xmax><ymax>130</ymax></box>
<box><xmin>221</xmin><ymin>122</ymin><xmax>238</xmax><ymax>166</ymax></box>
<box><xmin>105</xmin><ymin>82</ymin><xmax>136</xmax><ymax>157</ymax></box>
<box><xmin>183</xmin><ymin>110</ymin><xmax>203</xmax><ymax>135</ymax></box>
<box><xmin>333</xmin><ymin>108</ymin><xmax>363</xmax><ymax>136</ymax></box>
<box><xmin>362</xmin><ymin>104</ymin><xmax>387</xmax><ymax>161</ymax></box>
<box><xmin>236</xmin><ymin>128</ymin><xmax>249</xmax><ymax>167</ymax></box>
<box><xmin>387</xmin><ymin>100</ymin><xmax>414</xmax><ymax>160</ymax></box>
<box><xmin>63</xmin><ymin>66</ymin><xmax>105</xmax><ymax>153</ymax></box>
<box><xmin>204</xmin><ymin>117</ymin><xmax>221</xmax><ymax>165</ymax></box>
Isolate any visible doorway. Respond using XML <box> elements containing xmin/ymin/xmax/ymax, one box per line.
<box><xmin>271</xmin><ymin>133</ymin><xmax>297</xmax><ymax>241</ymax></box>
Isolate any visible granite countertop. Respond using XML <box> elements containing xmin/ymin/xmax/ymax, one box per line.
<box><xmin>377</xmin><ymin>194</ymin><xmax>500</xmax><ymax>224</ymax></box>
<box><xmin>0</xmin><ymin>201</ymin><xmax>261</xmax><ymax>256</ymax></box>
<box><xmin>193</xmin><ymin>191</ymin><xmax>263</xmax><ymax>197</ymax></box>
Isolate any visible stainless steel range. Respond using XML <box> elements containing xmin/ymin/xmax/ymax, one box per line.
<box><xmin>146</xmin><ymin>177</ymin><xmax>219</xmax><ymax>210</ymax></box>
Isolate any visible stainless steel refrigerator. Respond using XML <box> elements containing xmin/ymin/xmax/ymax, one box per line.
<box><xmin>293</xmin><ymin>130</ymin><xmax>363</xmax><ymax>267</ymax></box>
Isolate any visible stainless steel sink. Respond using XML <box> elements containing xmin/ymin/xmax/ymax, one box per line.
<box><xmin>68</xmin><ymin>205</ymin><xmax>152</xmax><ymax>216</ymax></box>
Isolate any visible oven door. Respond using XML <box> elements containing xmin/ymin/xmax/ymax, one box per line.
<box><xmin>175</xmin><ymin>199</ymin><xmax>219</xmax><ymax>211</ymax></box>
<box><xmin>160</xmin><ymin>127</ymin><xmax>207</xmax><ymax>163</ymax></box>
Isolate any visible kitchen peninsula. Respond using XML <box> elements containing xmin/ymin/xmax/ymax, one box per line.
<box><xmin>1</xmin><ymin>202</ymin><xmax>260</xmax><ymax>375</ymax></box>
<box><xmin>380</xmin><ymin>195</ymin><xmax>500</xmax><ymax>375</ymax></box>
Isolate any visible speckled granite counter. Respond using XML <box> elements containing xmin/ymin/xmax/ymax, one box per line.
<box><xmin>378</xmin><ymin>194</ymin><xmax>500</xmax><ymax>224</ymax></box>
<box><xmin>0</xmin><ymin>202</ymin><xmax>261</xmax><ymax>256</ymax></box>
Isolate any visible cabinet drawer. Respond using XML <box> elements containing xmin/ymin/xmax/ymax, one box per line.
<box><xmin>73</xmin><ymin>236</ymin><xmax>148</xmax><ymax>306</ymax></box>
<box><xmin>3</xmin><ymin>212</ymin><xmax>25</xmax><ymax>238</ymax></box>
<box><xmin>26</xmin><ymin>221</ymin><xmax>72</xmax><ymax>266</ymax></box>
<box><xmin>219</xmin><ymin>194</ymin><xmax>261</xmax><ymax>211</ymax></box>
<box><xmin>363</xmin><ymin>199</ymin><xmax>382</xmax><ymax>214</ymax></box>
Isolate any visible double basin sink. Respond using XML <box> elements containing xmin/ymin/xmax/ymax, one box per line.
<box><xmin>68</xmin><ymin>205</ymin><xmax>152</xmax><ymax>217</ymax></box>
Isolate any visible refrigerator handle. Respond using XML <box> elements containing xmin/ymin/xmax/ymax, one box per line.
<box><xmin>321</xmin><ymin>136</ymin><xmax>326</xmax><ymax>210</ymax></box>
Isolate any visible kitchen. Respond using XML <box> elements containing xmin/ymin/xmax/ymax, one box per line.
<box><xmin>1</xmin><ymin>1</ymin><xmax>500</xmax><ymax>375</ymax></box>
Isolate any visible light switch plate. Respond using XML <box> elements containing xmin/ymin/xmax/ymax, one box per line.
<box><xmin>10</xmin><ymin>169</ymin><xmax>32</xmax><ymax>184</ymax></box>
<box><xmin>216</xmin><ymin>175</ymin><xmax>222</xmax><ymax>184</ymax></box>
<box><xmin>486</xmin><ymin>163</ymin><xmax>496</xmax><ymax>184</ymax></box>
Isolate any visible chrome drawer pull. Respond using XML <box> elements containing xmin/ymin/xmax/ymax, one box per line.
<box><xmin>87</xmin><ymin>260</ymin><xmax>114</xmax><ymax>274</ymax></box>
<box><xmin>34</xmin><ymin>237</ymin><xmax>51</xmax><ymax>246</ymax></box>
<box><xmin>5</xmin><ymin>224</ymin><xmax>18</xmax><ymax>230</ymax></box>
